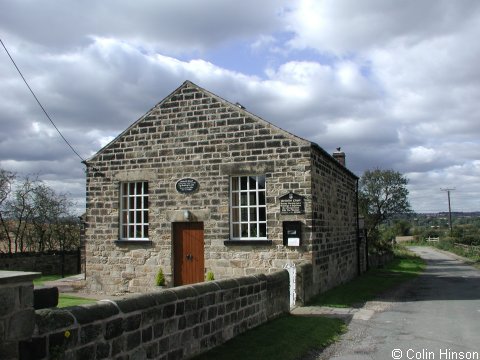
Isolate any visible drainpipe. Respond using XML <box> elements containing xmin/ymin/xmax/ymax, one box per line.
<box><xmin>79</xmin><ymin>215</ymin><xmax>87</xmax><ymax>281</ymax></box>
<box><xmin>356</xmin><ymin>179</ymin><xmax>361</xmax><ymax>276</ymax></box>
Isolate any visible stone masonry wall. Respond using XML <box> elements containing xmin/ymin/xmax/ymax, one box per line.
<box><xmin>0</xmin><ymin>271</ymin><xmax>39</xmax><ymax>360</ymax></box>
<box><xmin>20</xmin><ymin>270</ymin><xmax>289</xmax><ymax>360</ymax></box>
<box><xmin>85</xmin><ymin>81</ymin><xmax>314</xmax><ymax>294</ymax></box>
<box><xmin>310</xmin><ymin>146</ymin><xmax>358</xmax><ymax>294</ymax></box>
<box><xmin>0</xmin><ymin>251</ymin><xmax>81</xmax><ymax>276</ymax></box>
<box><xmin>295</xmin><ymin>262</ymin><xmax>314</xmax><ymax>305</ymax></box>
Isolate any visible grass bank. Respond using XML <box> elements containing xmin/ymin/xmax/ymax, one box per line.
<box><xmin>309</xmin><ymin>246</ymin><xmax>425</xmax><ymax>308</ymax></box>
<box><xmin>403</xmin><ymin>239</ymin><xmax>480</xmax><ymax>269</ymax></box>
<box><xmin>193</xmin><ymin>315</ymin><xmax>346</xmax><ymax>360</ymax></box>
<box><xmin>432</xmin><ymin>241</ymin><xmax>480</xmax><ymax>268</ymax></box>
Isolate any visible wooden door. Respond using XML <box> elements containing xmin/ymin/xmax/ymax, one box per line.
<box><xmin>173</xmin><ymin>222</ymin><xmax>204</xmax><ymax>286</ymax></box>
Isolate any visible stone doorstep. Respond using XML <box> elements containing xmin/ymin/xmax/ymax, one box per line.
<box><xmin>291</xmin><ymin>306</ymin><xmax>375</xmax><ymax>322</ymax></box>
<box><xmin>291</xmin><ymin>306</ymin><xmax>357</xmax><ymax>321</ymax></box>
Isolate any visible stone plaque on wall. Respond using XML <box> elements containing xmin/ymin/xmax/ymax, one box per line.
<box><xmin>176</xmin><ymin>178</ymin><xmax>199</xmax><ymax>194</ymax></box>
<box><xmin>279</xmin><ymin>192</ymin><xmax>305</xmax><ymax>214</ymax></box>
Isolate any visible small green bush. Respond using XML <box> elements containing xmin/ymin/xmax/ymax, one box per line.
<box><xmin>155</xmin><ymin>268</ymin><xmax>165</xmax><ymax>286</ymax></box>
<box><xmin>206</xmin><ymin>271</ymin><xmax>215</xmax><ymax>281</ymax></box>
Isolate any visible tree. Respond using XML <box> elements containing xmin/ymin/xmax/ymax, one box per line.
<box><xmin>0</xmin><ymin>169</ymin><xmax>15</xmax><ymax>252</ymax></box>
<box><xmin>31</xmin><ymin>184</ymin><xmax>78</xmax><ymax>252</ymax></box>
<box><xmin>1</xmin><ymin>175</ymin><xmax>37</xmax><ymax>253</ymax></box>
<box><xmin>0</xmin><ymin>169</ymin><xmax>15</xmax><ymax>206</ymax></box>
<box><xmin>359</xmin><ymin>169</ymin><xmax>412</xmax><ymax>248</ymax></box>
<box><xmin>0</xmin><ymin>168</ymin><xmax>80</xmax><ymax>253</ymax></box>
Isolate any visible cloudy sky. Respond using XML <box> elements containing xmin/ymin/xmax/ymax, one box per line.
<box><xmin>1</xmin><ymin>0</ymin><xmax>479</xmax><ymax>214</ymax></box>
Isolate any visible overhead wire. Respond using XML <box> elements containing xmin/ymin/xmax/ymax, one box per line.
<box><xmin>0</xmin><ymin>38</ymin><xmax>86</xmax><ymax>163</ymax></box>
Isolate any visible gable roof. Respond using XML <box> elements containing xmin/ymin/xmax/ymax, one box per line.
<box><xmin>87</xmin><ymin>80</ymin><xmax>309</xmax><ymax>162</ymax></box>
<box><xmin>86</xmin><ymin>80</ymin><xmax>357</xmax><ymax>179</ymax></box>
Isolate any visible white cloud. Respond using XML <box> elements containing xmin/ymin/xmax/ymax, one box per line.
<box><xmin>0</xmin><ymin>0</ymin><xmax>290</xmax><ymax>53</ymax></box>
<box><xmin>1</xmin><ymin>1</ymin><xmax>480</xmax><ymax>212</ymax></box>
<box><xmin>287</xmin><ymin>0</ymin><xmax>480</xmax><ymax>55</ymax></box>
<box><xmin>408</xmin><ymin>146</ymin><xmax>438</xmax><ymax>164</ymax></box>
<box><xmin>31</xmin><ymin>121</ymin><xmax>56</xmax><ymax>137</ymax></box>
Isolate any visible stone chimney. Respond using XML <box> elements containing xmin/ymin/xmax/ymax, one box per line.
<box><xmin>333</xmin><ymin>147</ymin><xmax>346</xmax><ymax>166</ymax></box>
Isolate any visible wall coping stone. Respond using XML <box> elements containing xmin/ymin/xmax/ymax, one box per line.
<box><xmin>69</xmin><ymin>301</ymin><xmax>119</xmax><ymax>324</ymax></box>
<box><xmin>190</xmin><ymin>281</ymin><xmax>221</xmax><ymax>295</ymax></box>
<box><xmin>265</xmin><ymin>270</ymin><xmax>289</xmax><ymax>284</ymax></box>
<box><xmin>170</xmin><ymin>286</ymin><xmax>198</xmax><ymax>300</ymax></box>
<box><xmin>115</xmin><ymin>291</ymin><xmax>174</xmax><ymax>313</ymax></box>
<box><xmin>35</xmin><ymin>309</ymin><xmax>76</xmax><ymax>333</ymax></box>
<box><xmin>215</xmin><ymin>278</ymin><xmax>239</xmax><ymax>290</ymax></box>
<box><xmin>253</xmin><ymin>273</ymin><xmax>268</xmax><ymax>282</ymax></box>
<box><xmin>33</xmin><ymin>287</ymin><xmax>59</xmax><ymax>309</ymax></box>
<box><xmin>127</xmin><ymin>293</ymin><xmax>157</xmax><ymax>310</ymax></box>
<box><xmin>151</xmin><ymin>289</ymin><xmax>178</xmax><ymax>304</ymax></box>
<box><xmin>235</xmin><ymin>275</ymin><xmax>261</xmax><ymax>286</ymax></box>
<box><xmin>0</xmin><ymin>270</ymin><xmax>40</xmax><ymax>285</ymax></box>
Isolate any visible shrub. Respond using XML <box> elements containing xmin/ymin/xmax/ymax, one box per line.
<box><xmin>206</xmin><ymin>271</ymin><xmax>215</xmax><ymax>281</ymax></box>
<box><xmin>155</xmin><ymin>268</ymin><xmax>165</xmax><ymax>286</ymax></box>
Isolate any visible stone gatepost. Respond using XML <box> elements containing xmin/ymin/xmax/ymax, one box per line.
<box><xmin>0</xmin><ymin>270</ymin><xmax>40</xmax><ymax>359</ymax></box>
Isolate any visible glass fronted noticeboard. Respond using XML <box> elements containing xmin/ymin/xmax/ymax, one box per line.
<box><xmin>283</xmin><ymin>221</ymin><xmax>302</xmax><ymax>247</ymax></box>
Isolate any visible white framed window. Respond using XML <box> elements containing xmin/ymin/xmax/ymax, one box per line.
<box><xmin>120</xmin><ymin>181</ymin><xmax>149</xmax><ymax>240</ymax></box>
<box><xmin>230</xmin><ymin>175</ymin><xmax>267</xmax><ymax>240</ymax></box>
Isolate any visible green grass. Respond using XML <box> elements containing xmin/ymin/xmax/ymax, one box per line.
<box><xmin>34</xmin><ymin>275</ymin><xmax>97</xmax><ymax>307</ymax></box>
<box><xmin>33</xmin><ymin>274</ymin><xmax>63</xmax><ymax>286</ymax></box>
<box><xmin>192</xmin><ymin>315</ymin><xmax>346</xmax><ymax>360</ymax></box>
<box><xmin>58</xmin><ymin>294</ymin><xmax>96</xmax><ymax>308</ymax></box>
<box><xmin>402</xmin><ymin>239</ymin><xmax>480</xmax><ymax>269</ymax></box>
<box><xmin>433</xmin><ymin>240</ymin><xmax>480</xmax><ymax>267</ymax></box>
<box><xmin>309</xmin><ymin>247</ymin><xmax>425</xmax><ymax>308</ymax></box>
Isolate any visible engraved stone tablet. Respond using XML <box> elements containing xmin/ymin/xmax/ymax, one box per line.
<box><xmin>176</xmin><ymin>178</ymin><xmax>199</xmax><ymax>194</ymax></box>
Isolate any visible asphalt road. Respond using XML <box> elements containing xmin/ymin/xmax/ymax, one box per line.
<box><xmin>319</xmin><ymin>246</ymin><xmax>480</xmax><ymax>360</ymax></box>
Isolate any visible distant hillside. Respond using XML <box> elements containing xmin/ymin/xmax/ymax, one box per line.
<box><xmin>417</xmin><ymin>212</ymin><xmax>480</xmax><ymax>218</ymax></box>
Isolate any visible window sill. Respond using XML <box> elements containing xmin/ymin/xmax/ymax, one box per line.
<box><xmin>224</xmin><ymin>240</ymin><xmax>273</xmax><ymax>246</ymax></box>
<box><xmin>114</xmin><ymin>240</ymin><xmax>153</xmax><ymax>246</ymax></box>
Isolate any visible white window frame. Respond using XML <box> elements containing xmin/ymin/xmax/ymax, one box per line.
<box><xmin>230</xmin><ymin>175</ymin><xmax>267</xmax><ymax>240</ymax></box>
<box><xmin>119</xmin><ymin>181</ymin><xmax>149</xmax><ymax>241</ymax></box>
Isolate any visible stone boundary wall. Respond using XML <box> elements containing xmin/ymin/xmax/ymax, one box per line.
<box><xmin>295</xmin><ymin>263</ymin><xmax>314</xmax><ymax>305</ymax></box>
<box><xmin>0</xmin><ymin>250</ymin><xmax>81</xmax><ymax>276</ymax></box>
<box><xmin>368</xmin><ymin>252</ymin><xmax>394</xmax><ymax>269</ymax></box>
<box><xmin>0</xmin><ymin>271</ymin><xmax>39</xmax><ymax>360</ymax></box>
<box><xmin>20</xmin><ymin>270</ymin><xmax>289</xmax><ymax>360</ymax></box>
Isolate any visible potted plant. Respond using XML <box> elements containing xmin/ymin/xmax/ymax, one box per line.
<box><xmin>205</xmin><ymin>271</ymin><xmax>215</xmax><ymax>281</ymax></box>
<box><xmin>155</xmin><ymin>268</ymin><xmax>165</xmax><ymax>287</ymax></box>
